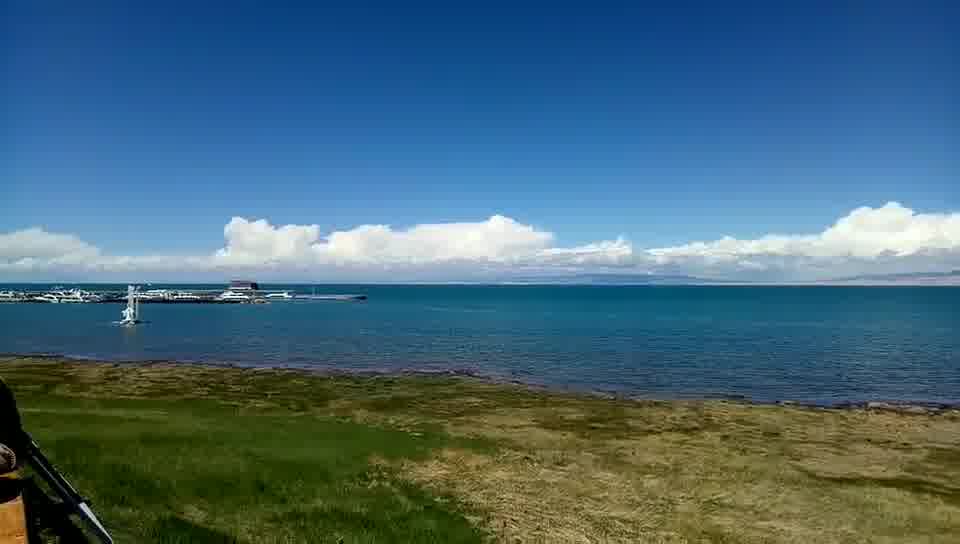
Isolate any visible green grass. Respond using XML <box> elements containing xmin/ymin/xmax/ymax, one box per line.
<box><xmin>23</xmin><ymin>399</ymin><xmax>485</xmax><ymax>543</ymax></box>
<box><xmin>3</xmin><ymin>356</ymin><xmax>960</xmax><ymax>543</ymax></box>
<box><xmin>5</xmin><ymin>365</ymin><xmax>487</xmax><ymax>543</ymax></box>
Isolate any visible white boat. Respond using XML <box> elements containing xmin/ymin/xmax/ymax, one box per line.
<box><xmin>138</xmin><ymin>289</ymin><xmax>171</xmax><ymax>301</ymax></box>
<box><xmin>264</xmin><ymin>291</ymin><xmax>294</xmax><ymax>300</ymax></box>
<box><xmin>216</xmin><ymin>291</ymin><xmax>251</xmax><ymax>302</ymax></box>
<box><xmin>49</xmin><ymin>289</ymin><xmax>102</xmax><ymax>303</ymax></box>
<box><xmin>171</xmin><ymin>292</ymin><xmax>201</xmax><ymax>301</ymax></box>
<box><xmin>0</xmin><ymin>291</ymin><xmax>24</xmax><ymax>302</ymax></box>
<box><xmin>49</xmin><ymin>290</ymin><xmax>72</xmax><ymax>301</ymax></box>
<box><xmin>35</xmin><ymin>293</ymin><xmax>61</xmax><ymax>303</ymax></box>
<box><xmin>58</xmin><ymin>290</ymin><xmax>85</xmax><ymax>303</ymax></box>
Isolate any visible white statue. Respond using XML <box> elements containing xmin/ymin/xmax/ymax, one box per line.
<box><xmin>120</xmin><ymin>285</ymin><xmax>140</xmax><ymax>326</ymax></box>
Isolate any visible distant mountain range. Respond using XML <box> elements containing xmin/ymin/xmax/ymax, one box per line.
<box><xmin>505</xmin><ymin>274</ymin><xmax>736</xmax><ymax>285</ymax></box>
<box><xmin>504</xmin><ymin>271</ymin><xmax>960</xmax><ymax>286</ymax></box>
<box><xmin>812</xmin><ymin>270</ymin><xmax>960</xmax><ymax>286</ymax></box>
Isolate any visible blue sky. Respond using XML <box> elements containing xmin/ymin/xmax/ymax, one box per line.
<box><xmin>2</xmin><ymin>1</ymin><xmax>958</xmax><ymax>280</ymax></box>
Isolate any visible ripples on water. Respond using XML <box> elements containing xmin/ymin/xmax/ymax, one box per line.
<box><xmin>0</xmin><ymin>285</ymin><xmax>957</xmax><ymax>405</ymax></box>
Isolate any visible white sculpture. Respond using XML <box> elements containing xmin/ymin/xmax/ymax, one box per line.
<box><xmin>119</xmin><ymin>285</ymin><xmax>140</xmax><ymax>326</ymax></box>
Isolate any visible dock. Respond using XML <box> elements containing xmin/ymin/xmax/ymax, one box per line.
<box><xmin>0</xmin><ymin>286</ymin><xmax>367</xmax><ymax>304</ymax></box>
<box><xmin>298</xmin><ymin>294</ymin><xmax>367</xmax><ymax>301</ymax></box>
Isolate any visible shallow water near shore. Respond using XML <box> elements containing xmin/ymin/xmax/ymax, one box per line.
<box><xmin>1</xmin><ymin>284</ymin><xmax>957</xmax><ymax>405</ymax></box>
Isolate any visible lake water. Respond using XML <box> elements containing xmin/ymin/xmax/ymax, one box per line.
<box><xmin>1</xmin><ymin>285</ymin><xmax>957</xmax><ymax>405</ymax></box>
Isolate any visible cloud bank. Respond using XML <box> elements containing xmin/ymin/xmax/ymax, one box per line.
<box><xmin>650</xmin><ymin>202</ymin><xmax>960</xmax><ymax>261</ymax></box>
<box><xmin>2</xmin><ymin>202</ymin><xmax>959</xmax><ymax>281</ymax></box>
<box><xmin>646</xmin><ymin>202</ymin><xmax>960</xmax><ymax>279</ymax></box>
<box><xmin>214</xmin><ymin>215</ymin><xmax>561</xmax><ymax>266</ymax></box>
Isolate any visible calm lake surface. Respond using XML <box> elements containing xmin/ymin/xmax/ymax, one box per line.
<box><xmin>1</xmin><ymin>285</ymin><xmax>957</xmax><ymax>405</ymax></box>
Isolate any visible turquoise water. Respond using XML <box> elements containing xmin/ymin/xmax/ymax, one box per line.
<box><xmin>0</xmin><ymin>285</ymin><xmax>957</xmax><ymax>405</ymax></box>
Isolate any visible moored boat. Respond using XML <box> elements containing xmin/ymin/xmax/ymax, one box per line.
<box><xmin>216</xmin><ymin>291</ymin><xmax>251</xmax><ymax>302</ymax></box>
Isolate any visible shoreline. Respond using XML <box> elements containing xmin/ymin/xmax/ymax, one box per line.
<box><xmin>4</xmin><ymin>352</ymin><xmax>958</xmax><ymax>415</ymax></box>
<box><xmin>5</xmin><ymin>351</ymin><xmax>960</xmax><ymax>542</ymax></box>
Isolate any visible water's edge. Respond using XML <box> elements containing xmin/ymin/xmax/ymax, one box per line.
<box><xmin>4</xmin><ymin>352</ymin><xmax>958</xmax><ymax>414</ymax></box>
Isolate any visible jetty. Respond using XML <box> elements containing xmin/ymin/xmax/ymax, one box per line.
<box><xmin>0</xmin><ymin>281</ymin><xmax>367</xmax><ymax>304</ymax></box>
<box><xmin>299</xmin><ymin>294</ymin><xmax>368</xmax><ymax>301</ymax></box>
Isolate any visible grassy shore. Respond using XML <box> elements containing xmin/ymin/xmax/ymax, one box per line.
<box><xmin>2</xmin><ymin>356</ymin><xmax>959</xmax><ymax>543</ymax></box>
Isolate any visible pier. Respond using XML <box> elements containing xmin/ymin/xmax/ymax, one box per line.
<box><xmin>0</xmin><ymin>285</ymin><xmax>367</xmax><ymax>304</ymax></box>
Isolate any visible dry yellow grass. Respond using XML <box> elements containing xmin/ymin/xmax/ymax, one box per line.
<box><xmin>3</xmin><ymin>356</ymin><xmax>959</xmax><ymax>543</ymax></box>
<box><xmin>402</xmin><ymin>403</ymin><xmax>960</xmax><ymax>543</ymax></box>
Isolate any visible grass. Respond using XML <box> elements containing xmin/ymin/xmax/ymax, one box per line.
<box><xmin>2</xmin><ymin>356</ymin><xmax>960</xmax><ymax>543</ymax></box>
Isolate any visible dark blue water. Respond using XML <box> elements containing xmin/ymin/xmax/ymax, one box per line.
<box><xmin>1</xmin><ymin>285</ymin><xmax>957</xmax><ymax>405</ymax></box>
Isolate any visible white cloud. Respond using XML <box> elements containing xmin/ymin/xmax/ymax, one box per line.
<box><xmin>819</xmin><ymin>202</ymin><xmax>960</xmax><ymax>257</ymax></box>
<box><xmin>537</xmin><ymin>237</ymin><xmax>633</xmax><ymax>265</ymax></box>
<box><xmin>315</xmin><ymin>215</ymin><xmax>556</xmax><ymax>265</ymax></box>
<box><xmin>0</xmin><ymin>215</ymin><xmax>621</xmax><ymax>277</ymax></box>
<box><xmin>0</xmin><ymin>228</ymin><xmax>101</xmax><ymax>269</ymax></box>
<box><xmin>1</xmin><ymin>202</ymin><xmax>958</xmax><ymax>280</ymax></box>
<box><xmin>215</xmin><ymin>218</ymin><xmax>322</xmax><ymax>266</ymax></box>
<box><xmin>646</xmin><ymin>202</ymin><xmax>960</xmax><ymax>267</ymax></box>
<box><xmin>212</xmin><ymin>215</ymin><xmax>559</xmax><ymax>267</ymax></box>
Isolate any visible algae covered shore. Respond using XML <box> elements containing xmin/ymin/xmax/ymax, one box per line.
<box><xmin>2</xmin><ymin>355</ymin><xmax>959</xmax><ymax>543</ymax></box>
